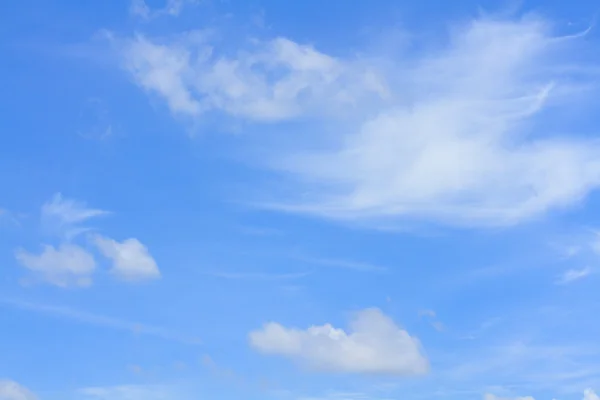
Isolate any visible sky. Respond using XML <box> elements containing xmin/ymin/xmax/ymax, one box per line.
<box><xmin>2</xmin><ymin>0</ymin><xmax>600</xmax><ymax>399</ymax></box>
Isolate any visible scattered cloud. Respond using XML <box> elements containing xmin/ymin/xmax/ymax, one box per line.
<box><xmin>556</xmin><ymin>266</ymin><xmax>592</xmax><ymax>284</ymax></box>
<box><xmin>78</xmin><ymin>384</ymin><xmax>174</xmax><ymax>400</ymax></box>
<box><xmin>118</xmin><ymin>32</ymin><xmax>386</xmax><ymax>122</ymax></box>
<box><xmin>92</xmin><ymin>235</ymin><xmax>161</xmax><ymax>282</ymax></box>
<box><xmin>249</xmin><ymin>308</ymin><xmax>428</xmax><ymax>375</ymax></box>
<box><xmin>41</xmin><ymin>193</ymin><xmax>108</xmax><ymax>240</ymax></box>
<box><xmin>300</xmin><ymin>256</ymin><xmax>388</xmax><ymax>273</ymax></box>
<box><xmin>129</xmin><ymin>0</ymin><xmax>198</xmax><ymax>20</ymax></box>
<box><xmin>418</xmin><ymin>309</ymin><xmax>445</xmax><ymax>332</ymax></box>
<box><xmin>15</xmin><ymin>244</ymin><xmax>96</xmax><ymax>288</ymax></box>
<box><xmin>484</xmin><ymin>394</ymin><xmax>535</xmax><ymax>400</ymax></box>
<box><xmin>203</xmin><ymin>270</ymin><xmax>311</xmax><ymax>281</ymax></box>
<box><xmin>0</xmin><ymin>299</ymin><xmax>201</xmax><ymax>345</ymax></box>
<box><xmin>77</xmin><ymin>98</ymin><xmax>113</xmax><ymax>140</ymax></box>
<box><xmin>585</xmin><ymin>389</ymin><xmax>600</xmax><ymax>400</ymax></box>
<box><xmin>269</xmin><ymin>18</ymin><xmax>600</xmax><ymax>227</ymax></box>
<box><xmin>119</xmin><ymin>15</ymin><xmax>600</xmax><ymax>227</ymax></box>
<box><xmin>0</xmin><ymin>380</ymin><xmax>36</xmax><ymax>400</ymax></box>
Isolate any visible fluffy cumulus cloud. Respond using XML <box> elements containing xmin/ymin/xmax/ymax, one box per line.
<box><xmin>120</xmin><ymin>16</ymin><xmax>600</xmax><ymax>227</ymax></box>
<box><xmin>0</xmin><ymin>380</ymin><xmax>37</xmax><ymax>400</ymax></box>
<box><xmin>15</xmin><ymin>244</ymin><xmax>96</xmax><ymax>287</ymax></box>
<box><xmin>249</xmin><ymin>308</ymin><xmax>428</xmax><ymax>375</ymax></box>
<box><xmin>92</xmin><ymin>235</ymin><xmax>160</xmax><ymax>281</ymax></box>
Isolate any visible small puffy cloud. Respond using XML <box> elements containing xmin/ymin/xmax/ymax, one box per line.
<box><xmin>556</xmin><ymin>266</ymin><xmax>592</xmax><ymax>284</ymax></box>
<box><xmin>584</xmin><ymin>389</ymin><xmax>600</xmax><ymax>400</ymax></box>
<box><xmin>41</xmin><ymin>193</ymin><xmax>108</xmax><ymax>239</ymax></box>
<box><xmin>249</xmin><ymin>308</ymin><xmax>428</xmax><ymax>375</ymax></box>
<box><xmin>92</xmin><ymin>235</ymin><xmax>160</xmax><ymax>281</ymax></box>
<box><xmin>15</xmin><ymin>244</ymin><xmax>96</xmax><ymax>287</ymax></box>
<box><xmin>0</xmin><ymin>380</ymin><xmax>37</xmax><ymax>400</ymax></box>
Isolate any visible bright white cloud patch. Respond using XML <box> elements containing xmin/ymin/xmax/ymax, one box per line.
<box><xmin>92</xmin><ymin>235</ymin><xmax>160</xmax><ymax>281</ymax></box>
<box><xmin>249</xmin><ymin>308</ymin><xmax>428</xmax><ymax>375</ymax></box>
<box><xmin>15</xmin><ymin>244</ymin><xmax>96</xmax><ymax>287</ymax></box>
<box><xmin>121</xmin><ymin>16</ymin><xmax>600</xmax><ymax>226</ymax></box>
<box><xmin>0</xmin><ymin>380</ymin><xmax>37</xmax><ymax>400</ymax></box>
<box><xmin>41</xmin><ymin>193</ymin><xmax>108</xmax><ymax>239</ymax></box>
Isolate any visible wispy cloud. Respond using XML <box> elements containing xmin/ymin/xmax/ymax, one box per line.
<box><xmin>0</xmin><ymin>299</ymin><xmax>201</xmax><ymax>345</ymax></box>
<box><xmin>41</xmin><ymin>193</ymin><xmax>109</xmax><ymax>240</ymax></box>
<box><xmin>129</xmin><ymin>0</ymin><xmax>198</xmax><ymax>20</ymax></box>
<box><xmin>78</xmin><ymin>384</ymin><xmax>177</xmax><ymax>400</ymax></box>
<box><xmin>117</xmin><ymin>15</ymin><xmax>600</xmax><ymax>227</ymax></box>
<box><xmin>556</xmin><ymin>266</ymin><xmax>592</xmax><ymax>284</ymax></box>
<box><xmin>202</xmin><ymin>270</ymin><xmax>311</xmax><ymax>281</ymax></box>
<box><xmin>298</xmin><ymin>256</ymin><xmax>388</xmax><ymax>273</ymax></box>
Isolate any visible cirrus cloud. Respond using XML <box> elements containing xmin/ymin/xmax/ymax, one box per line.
<box><xmin>118</xmin><ymin>15</ymin><xmax>600</xmax><ymax>227</ymax></box>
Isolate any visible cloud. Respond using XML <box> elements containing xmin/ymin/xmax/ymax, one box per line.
<box><xmin>271</xmin><ymin>17</ymin><xmax>600</xmax><ymax>227</ymax></box>
<box><xmin>130</xmin><ymin>0</ymin><xmax>198</xmax><ymax>19</ymax></box>
<box><xmin>0</xmin><ymin>380</ymin><xmax>36</xmax><ymax>400</ymax></box>
<box><xmin>119</xmin><ymin>15</ymin><xmax>600</xmax><ymax>227</ymax></box>
<box><xmin>1</xmin><ymin>298</ymin><xmax>201</xmax><ymax>345</ymax></box>
<box><xmin>585</xmin><ymin>389</ymin><xmax>600</xmax><ymax>400</ymax></box>
<box><xmin>92</xmin><ymin>235</ymin><xmax>160</xmax><ymax>281</ymax></box>
<box><xmin>15</xmin><ymin>244</ymin><xmax>96</xmax><ymax>287</ymax></box>
<box><xmin>203</xmin><ymin>270</ymin><xmax>311</xmax><ymax>281</ymax></box>
<box><xmin>249</xmin><ymin>308</ymin><xmax>428</xmax><ymax>375</ymax></box>
<box><xmin>41</xmin><ymin>193</ymin><xmax>108</xmax><ymax>239</ymax></box>
<box><xmin>299</xmin><ymin>256</ymin><xmax>388</xmax><ymax>273</ymax></box>
<box><xmin>119</xmin><ymin>32</ymin><xmax>386</xmax><ymax>122</ymax></box>
<box><xmin>78</xmin><ymin>384</ymin><xmax>174</xmax><ymax>400</ymax></box>
<box><xmin>484</xmin><ymin>395</ymin><xmax>535</xmax><ymax>400</ymax></box>
<box><xmin>556</xmin><ymin>266</ymin><xmax>592</xmax><ymax>284</ymax></box>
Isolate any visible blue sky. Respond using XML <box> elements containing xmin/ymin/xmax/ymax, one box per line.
<box><xmin>2</xmin><ymin>0</ymin><xmax>600</xmax><ymax>399</ymax></box>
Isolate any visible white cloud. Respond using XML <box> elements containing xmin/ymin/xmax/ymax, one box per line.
<box><xmin>15</xmin><ymin>244</ymin><xmax>96</xmax><ymax>287</ymax></box>
<box><xmin>78</xmin><ymin>384</ymin><xmax>173</xmax><ymax>400</ymax></box>
<box><xmin>3</xmin><ymin>299</ymin><xmax>201</xmax><ymax>345</ymax></box>
<box><xmin>120</xmin><ymin>16</ymin><xmax>600</xmax><ymax>227</ymax></box>
<box><xmin>41</xmin><ymin>193</ymin><xmax>108</xmax><ymax>239</ymax></box>
<box><xmin>0</xmin><ymin>380</ymin><xmax>36</xmax><ymax>400</ymax></box>
<box><xmin>484</xmin><ymin>395</ymin><xmax>535</xmax><ymax>400</ymax></box>
<box><xmin>92</xmin><ymin>235</ymin><xmax>160</xmax><ymax>281</ymax></box>
<box><xmin>556</xmin><ymin>266</ymin><xmax>592</xmax><ymax>284</ymax></box>
<box><xmin>249</xmin><ymin>308</ymin><xmax>428</xmax><ymax>375</ymax></box>
<box><xmin>130</xmin><ymin>0</ymin><xmax>198</xmax><ymax>19</ymax></box>
<box><xmin>120</xmin><ymin>32</ymin><xmax>386</xmax><ymax>122</ymax></box>
<box><xmin>584</xmin><ymin>389</ymin><xmax>600</xmax><ymax>400</ymax></box>
<box><xmin>272</xmin><ymin>18</ymin><xmax>600</xmax><ymax>226</ymax></box>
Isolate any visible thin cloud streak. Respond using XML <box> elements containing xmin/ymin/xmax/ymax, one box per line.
<box><xmin>0</xmin><ymin>298</ymin><xmax>201</xmax><ymax>345</ymax></box>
